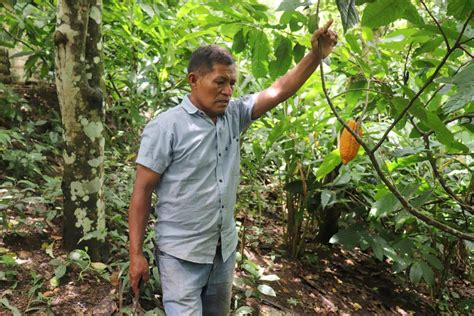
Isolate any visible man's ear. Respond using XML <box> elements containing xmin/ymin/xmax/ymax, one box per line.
<box><xmin>188</xmin><ymin>72</ymin><xmax>198</xmax><ymax>87</ymax></box>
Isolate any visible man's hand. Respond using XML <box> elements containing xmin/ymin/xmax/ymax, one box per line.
<box><xmin>129</xmin><ymin>253</ymin><xmax>150</xmax><ymax>296</ymax></box>
<box><xmin>311</xmin><ymin>19</ymin><xmax>338</xmax><ymax>59</ymax></box>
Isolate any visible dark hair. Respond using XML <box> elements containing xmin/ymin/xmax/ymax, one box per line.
<box><xmin>187</xmin><ymin>45</ymin><xmax>235</xmax><ymax>74</ymax></box>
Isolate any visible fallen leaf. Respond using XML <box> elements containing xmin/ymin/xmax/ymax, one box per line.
<box><xmin>352</xmin><ymin>302</ymin><xmax>362</xmax><ymax>311</ymax></box>
<box><xmin>17</xmin><ymin>250</ymin><xmax>32</xmax><ymax>259</ymax></box>
<box><xmin>42</xmin><ymin>291</ymin><xmax>55</xmax><ymax>297</ymax></box>
<box><xmin>110</xmin><ymin>271</ymin><xmax>120</xmax><ymax>287</ymax></box>
<box><xmin>91</xmin><ymin>262</ymin><xmax>108</xmax><ymax>271</ymax></box>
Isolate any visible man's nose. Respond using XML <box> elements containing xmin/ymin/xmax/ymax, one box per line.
<box><xmin>222</xmin><ymin>84</ymin><xmax>233</xmax><ymax>96</ymax></box>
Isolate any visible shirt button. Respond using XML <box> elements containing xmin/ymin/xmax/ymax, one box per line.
<box><xmin>219</xmin><ymin>179</ymin><xmax>223</xmax><ymax>183</ymax></box>
<box><xmin>218</xmin><ymin>153</ymin><xmax>221</xmax><ymax>157</ymax></box>
<box><xmin>221</xmin><ymin>205</ymin><xmax>224</xmax><ymax>209</ymax></box>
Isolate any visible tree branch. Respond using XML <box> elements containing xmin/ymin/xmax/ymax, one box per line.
<box><xmin>458</xmin><ymin>45</ymin><xmax>474</xmax><ymax>58</ymax></box>
<box><xmin>318</xmin><ymin>46</ymin><xmax>474</xmax><ymax>242</ymax></box>
<box><xmin>371</xmin><ymin>12</ymin><xmax>473</xmax><ymax>154</ymax></box>
<box><xmin>420</xmin><ymin>0</ymin><xmax>450</xmax><ymax>49</ymax></box>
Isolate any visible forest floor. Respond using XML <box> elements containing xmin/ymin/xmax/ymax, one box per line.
<box><xmin>2</xmin><ymin>206</ymin><xmax>472</xmax><ymax>315</ymax></box>
<box><xmin>1</xmin><ymin>83</ymin><xmax>473</xmax><ymax>315</ymax></box>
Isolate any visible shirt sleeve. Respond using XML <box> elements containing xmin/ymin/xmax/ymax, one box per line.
<box><xmin>235</xmin><ymin>93</ymin><xmax>258</xmax><ymax>133</ymax></box>
<box><xmin>135</xmin><ymin>117</ymin><xmax>173</xmax><ymax>174</ymax></box>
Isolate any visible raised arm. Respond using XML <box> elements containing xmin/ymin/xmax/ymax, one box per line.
<box><xmin>128</xmin><ymin>164</ymin><xmax>161</xmax><ymax>295</ymax></box>
<box><xmin>252</xmin><ymin>20</ymin><xmax>337</xmax><ymax>119</ymax></box>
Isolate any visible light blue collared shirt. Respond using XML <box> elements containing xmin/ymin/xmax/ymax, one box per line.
<box><xmin>136</xmin><ymin>94</ymin><xmax>256</xmax><ymax>263</ymax></box>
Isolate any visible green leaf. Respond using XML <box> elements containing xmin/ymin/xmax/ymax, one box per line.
<box><xmin>276</xmin><ymin>0</ymin><xmax>309</xmax><ymax>12</ymax></box>
<box><xmin>258</xmin><ymin>284</ymin><xmax>277</xmax><ymax>296</ymax></box>
<box><xmin>409</xmin><ymin>261</ymin><xmax>423</xmax><ymax>284</ymax></box>
<box><xmin>369</xmin><ymin>236</ymin><xmax>385</xmax><ymax>261</ymax></box>
<box><xmin>321</xmin><ymin>189</ymin><xmax>332</xmax><ymax>209</ymax></box>
<box><xmin>410</xmin><ymin>103</ymin><xmax>455</xmax><ymax>147</ymax></box>
<box><xmin>54</xmin><ymin>264</ymin><xmax>67</xmax><ymax>279</ymax></box>
<box><xmin>0</xmin><ymin>298</ymin><xmax>21</xmax><ymax>316</ymax></box>
<box><xmin>329</xmin><ymin>226</ymin><xmax>361</xmax><ymax>248</ymax></box>
<box><xmin>424</xmin><ymin>253</ymin><xmax>443</xmax><ymax>271</ymax></box>
<box><xmin>307</xmin><ymin>13</ymin><xmax>318</xmax><ymax>33</ymax></box>
<box><xmin>447</xmin><ymin>0</ymin><xmax>474</xmax><ymax>20</ymax></box>
<box><xmin>345</xmin><ymin>33</ymin><xmax>362</xmax><ymax>55</ymax></box>
<box><xmin>316</xmin><ymin>150</ymin><xmax>341</xmax><ymax>180</ymax></box>
<box><xmin>232</xmin><ymin>29</ymin><xmax>246</xmax><ymax>53</ymax></box>
<box><xmin>369</xmin><ymin>191</ymin><xmax>400</xmax><ymax>218</ymax></box>
<box><xmin>361</xmin><ymin>0</ymin><xmax>410</xmax><ymax>28</ymax></box>
<box><xmin>402</xmin><ymin>1</ymin><xmax>424</xmax><ymax>25</ymax></box>
<box><xmin>269</xmin><ymin>36</ymin><xmax>292</xmax><ymax>79</ymax></box>
<box><xmin>419</xmin><ymin>261</ymin><xmax>434</xmax><ymax>286</ymax></box>
<box><xmin>336</xmin><ymin>0</ymin><xmax>360</xmax><ymax>33</ymax></box>
<box><xmin>249</xmin><ymin>30</ymin><xmax>269</xmax><ymax>78</ymax></box>
<box><xmin>91</xmin><ymin>262</ymin><xmax>108</xmax><ymax>271</ymax></box>
<box><xmin>442</xmin><ymin>61</ymin><xmax>474</xmax><ymax>114</ymax></box>
<box><xmin>49</xmin><ymin>276</ymin><xmax>60</xmax><ymax>288</ymax></box>
<box><xmin>293</xmin><ymin>43</ymin><xmax>305</xmax><ymax>63</ymax></box>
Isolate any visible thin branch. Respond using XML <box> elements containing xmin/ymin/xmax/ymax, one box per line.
<box><xmin>371</xmin><ymin>13</ymin><xmax>473</xmax><ymax>154</ymax></box>
<box><xmin>459</xmin><ymin>37</ymin><xmax>473</xmax><ymax>45</ymax></box>
<box><xmin>402</xmin><ymin>42</ymin><xmax>413</xmax><ymax>87</ymax></box>
<box><xmin>330</xmin><ymin>88</ymin><xmax>391</xmax><ymax>100</ymax></box>
<box><xmin>318</xmin><ymin>45</ymin><xmax>474</xmax><ymax>242</ymax></box>
<box><xmin>3</xmin><ymin>28</ymin><xmax>49</xmax><ymax>66</ymax></box>
<box><xmin>360</xmin><ymin>79</ymin><xmax>371</xmax><ymax>122</ymax></box>
<box><xmin>459</xmin><ymin>45</ymin><xmax>474</xmax><ymax>58</ymax></box>
<box><xmin>420</xmin><ymin>0</ymin><xmax>450</xmax><ymax>49</ymax></box>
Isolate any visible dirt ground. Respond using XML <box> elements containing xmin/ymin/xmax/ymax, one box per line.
<box><xmin>2</xmin><ymin>209</ymin><xmax>471</xmax><ymax>315</ymax></box>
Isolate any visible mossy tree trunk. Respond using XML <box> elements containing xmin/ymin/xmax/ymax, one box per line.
<box><xmin>54</xmin><ymin>0</ymin><xmax>106</xmax><ymax>260</ymax></box>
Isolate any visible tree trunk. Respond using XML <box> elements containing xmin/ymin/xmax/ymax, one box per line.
<box><xmin>54</xmin><ymin>0</ymin><xmax>107</xmax><ymax>260</ymax></box>
<box><xmin>0</xmin><ymin>49</ymin><xmax>12</xmax><ymax>84</ymax></box>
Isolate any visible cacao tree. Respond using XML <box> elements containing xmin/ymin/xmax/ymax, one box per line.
<box><xmin>54</xmin><ymin>0</ymin><xmax>106</xmax><ymax>260</ymax></box>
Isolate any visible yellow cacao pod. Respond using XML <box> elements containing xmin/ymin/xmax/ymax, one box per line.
<box><xmin>339</xmin><ymin>119</ymin><xmax>362</xmax><ymax>164</ymax></box>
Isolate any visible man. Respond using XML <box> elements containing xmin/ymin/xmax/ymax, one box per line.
<box><xmin>128</xmin><ymin>20</ymin><xmax>337</xmax><ymax>315</ymax></box>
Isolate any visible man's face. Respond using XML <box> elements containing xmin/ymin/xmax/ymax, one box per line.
<box><xmin>188</xmin><ymin>63</ymin><xmax>237</xmax><ymax>119</ymax></box>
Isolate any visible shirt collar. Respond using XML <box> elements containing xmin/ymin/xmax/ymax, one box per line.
<box><xmin>182</xmin><ymin>95</ymin><xmax>199</xmax><ymax>114</ymax></box>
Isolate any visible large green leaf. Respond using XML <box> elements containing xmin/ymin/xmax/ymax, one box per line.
<box><xmin>232</xmin><ymin>28</ymin><xmax>246</xmax><ymax>53</ymax></box>
<box><xmin>329</xmin><ymin>225</ymin><xmax>362</xmax><ymax>248</ymax></box>
<box><xmin>401</xmin><ymin>1</ymin><xmax>424</xmax><ymax>25</ymax></box>
<box><xmin>419</xmin><ymin>261</ymin><xmax>434</xmax><ymax>286</ymax></box>
<box><xmin>276</xmin><ymin>0</ymin><xmax>310</xmax><ymax>12</ymax></box>
<box><xmin>361</xmin><ymin>0</ymin><xmax>410</xmax><ymax>28</ymax></box>
<box><xmin>345</xmin><ymin>33</ymin><xmax>362</xmax><ymax>55</ymax></box>
<box><xmin>293</xmin><ymin>43</ymin><xmax>306</xmax><ymax>63</ymax></box>
<box><xmin>335</xmin><ymin>0</ymin><xmax>360</xmax><ymax>33</ymax></box>
<box><xmin>447</xmin><ymin>0</ymin><xmax>474</xmax><ymax>20</ymax></box>
<box><xmin>249</xmin><ymin>30</ymin><xmax>269</xmax><ymax>78</ymax></box>
<box><xmin>370</xmin><ymin>190</ymin><xmax>399</xmax><ymax>218</ymax></box>
<box><xmin>409</xmin><ymin>261</ymin><xmax>423</xmax><ymax>284</ymax></box>
<box><xmin>269</xmin><ymin>35</ymin><xmax>293</xmax><ymax>79</ymax></box>
<box><xmin>316</xmin><ymin>149</ymin><xmax>341</xmax><ymax>180</ymax></box>
<box><xmin>410</xmin><ymin>103</ymin><xmax>456</xmax><ymax>147</ymax></box>
<box><xmin>370</xmin><ymin>184</ymin><xmax>419</xmax><ymax>218</ymax></box>
<box><xmin>442</xmin><ymin>61</ymin><xmax>474</xmax><ymax>114</ymax></box>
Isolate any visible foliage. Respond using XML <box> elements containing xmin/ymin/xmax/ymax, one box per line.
<box><xmin>0</xmin><ymin>0</ymin><xmax>473</xmax><ymax>312</ymax></box>
<box><xmin>0</xmin><ymin>0</ymin><xmax>56</xmax><ymax>80</ymax></box>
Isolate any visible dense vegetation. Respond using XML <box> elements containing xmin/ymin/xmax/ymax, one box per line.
<box><xmin>1</xmin><ymin>0</ymin><xmax>473</xmax><ymax>314</ymax></box>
